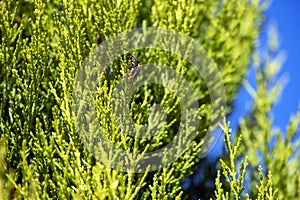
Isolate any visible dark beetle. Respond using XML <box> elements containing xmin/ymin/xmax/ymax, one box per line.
<box><xmin>126</xmin><ymin>53</ymin><xmax>141</xmax><ymax>80</ymax></box>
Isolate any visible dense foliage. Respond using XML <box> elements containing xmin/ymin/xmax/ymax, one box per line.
<box><xmin>0</xmin><ymin>0</ymin><xmax>298</xmax><ymax>199</ymax></box>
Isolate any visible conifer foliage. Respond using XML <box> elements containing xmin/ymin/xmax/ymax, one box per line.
<box><xmin>1</xmin><ymin>0</ymin><xmax>298</xmax><ymax>199</ymax></box>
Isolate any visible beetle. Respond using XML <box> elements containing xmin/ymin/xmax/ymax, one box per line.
<box><xmin>126</xmin><ymin>53</ymin><xmax>141</xmax><ymax>80</ymax></box>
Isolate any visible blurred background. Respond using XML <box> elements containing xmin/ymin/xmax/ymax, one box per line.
<box><xmin>264</xmin><ymin>0</ymin><xmax>300</xmax><ymax>131</ymax></box>
<box><xmin>217</xmin><ymin>0</ymin><xmax>300</xmax><ymax>165</ymax></box>
<box><xmin>184</xmin><ymin>0</ymin><xmax>300</xmax><ymax>199</ymax></box>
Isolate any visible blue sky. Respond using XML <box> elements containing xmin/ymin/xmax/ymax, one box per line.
<box><xmin>183</xmin><ymin>1</ymin><xmax>300</xmax><ymax>197</ymax></box>
<box><xmin>265</xmin><ymin>0</ymin><xmax>300</xmax><ymax>130</ymax></box>
<box><xmin>208</xmin><ymin>0</ymin><xmax>300</xmax><ymax>158</ymax></box>
<box><xmin>233</xmin><ymin>0</ymin><xmax>300</xmax><ymax>137</ymax></box>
